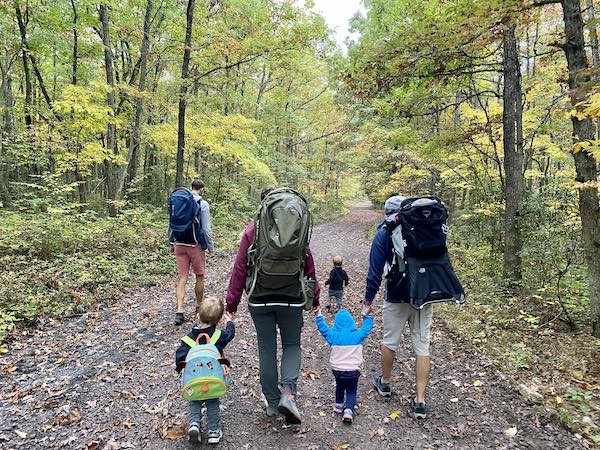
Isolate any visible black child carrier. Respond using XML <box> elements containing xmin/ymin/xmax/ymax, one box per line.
<box><xmin>389</xmin><ymin>196</ymin><xmax>465</xmax><ymax>309</ymax></box>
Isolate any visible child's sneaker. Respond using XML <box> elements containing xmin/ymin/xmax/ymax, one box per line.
<box><xmin>411</xmin><ymin>397</ymin><xmax>427</xmax><ymax>419</ymax></box>
<box><xmin>333</xmin><ymin>403</ymin><xmax>345</xmax><ymax>414</ymax></box>
<box><xmin>207</xmin><ymin>429</ymin><xmax>223</xmax><ymax>444</ymax></box>
<box><xmin>188</xmin><ymin>423</ymin><xmax>200</xmax><ymax>443</ymax></box>
<box><xmin>342</xmin><ymin>408</ymin><xmax>353</xmax><ymax>424</ymax></box>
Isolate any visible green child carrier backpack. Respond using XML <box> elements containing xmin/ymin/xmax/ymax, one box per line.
<box><xmin>181</xmin><ymin>330</ymin><xmax>232</xmax><ymax>401</ymax></box>
<box><xmin>245</xmin><ymin>188</ymin><xmax>314</xmax><ymax>309</ymax></box>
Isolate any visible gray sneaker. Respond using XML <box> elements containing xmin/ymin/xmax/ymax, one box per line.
<box><xmin>174</xmin><ymin>312</ymin><xmax>184</xmax><ymax>325</ymax></box>
<box><xmin>207</xmin><ymin>429</ymin><xmax>222</xmax><ymax>444</ymax></box>
<box><xmin>188</xmin><ymin>423</ymin><xmax>200</xmax><ymax>443</ymax></box>
<box><xmin>278</xmin><ymin>394</ymin><xmax>302</xmax><ymax>424</ymax></box>
<box><xmin>373</xmin><ymin>375</ymin><xmax>392</xmax><ymax>397</ymax></box>
<box><xmin>266</xmin><ymin>404</ymin><xmax>279</xmax><ymax>417</ymax></box>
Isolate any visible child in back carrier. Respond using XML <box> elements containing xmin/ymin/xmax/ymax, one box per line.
<box><xmin>175</xmin><ymin>297</ymin><xmax>235</xmax><ymax>444</ymax></box>
<box><xmin>325</xmin><ymin>255</ymin><xmax>349</xmax><ymax>312</ymax></box>
<box><xmin>315</xmin><ymin>307</ymin><xmax>373</xmax><ymax>424</ymax></box>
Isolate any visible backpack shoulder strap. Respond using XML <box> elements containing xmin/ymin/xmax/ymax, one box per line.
<box><xmin>181</xmin><ymin>335</ymin><xmax>196</xmax><ymax>347</ymax></box>
<box><xmin>209</xmin><ymin>329</ymin><xmax>221</xmax><ymax>345</ymax></box>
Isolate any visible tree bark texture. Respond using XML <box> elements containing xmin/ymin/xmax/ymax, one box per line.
<box><xmin>120</xmin><ymin>0</ymin><xmax>153</xmax><ymax>196</ymax></box>
<box><xmin>100</xmin><ymin>4</ymin><xmax>118</xmax><ymax>207</ymax></box>
<box><xmin>561</xmin><ymin>0</ymin><xmax>600</xmax><ymax>337</ymax></box>
<box><xmin>176</xmin><ymin>0</ymin><xmax>195</xmax><ymax>189</ymax></box>
<box><xmin>502</xmin><ymin>24</ymin><xmax>524</xmax><ymax>282</ymax></box>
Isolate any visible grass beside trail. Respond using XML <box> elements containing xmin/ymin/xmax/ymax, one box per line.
<box><xmin>438</xmin><ymin>243</ymin><xmax>600</xmax><ymax>445</ymax></box>
<box><xmin>0</xmin><ymin>207</ymin><xmax>245</xmax><ymax>346</ymax></box>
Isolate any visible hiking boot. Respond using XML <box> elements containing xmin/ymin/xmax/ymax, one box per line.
<box><xmin>333</xmin><ymin>403</ymin><xmax>345</xmax><ymax>414</ymax></box>
<box><xmin>278</xmin><ymin>393</ymin><xmax>302</xmax><ymax>424</ymax></box>
<box><xmin>412</xmin><ymin>397</ymin><xmax>427</xmax><ymax>419</ymax></box>
<box><xmin>174</xmin><ymin>312</ymin><xmax>184</xmax><ymax>325</ymax></box>
<box><xmin>342</xmin><ymin>408</ymin><xmax>353</xmax><ymax>424</ymax></box>
<box><xmin>207</xmin><ymin>429</ymin><xmax>222</xmax><ymax>444</ymax></box>
<box><xmin>373</xmin><ymin>375</ymin><xmax>391</xmax><ymax>397</ymax></box>
<box><xmin>188</xmin><ymin>423</ymin><xmax>200</xmax><ymax>443</ymax></box>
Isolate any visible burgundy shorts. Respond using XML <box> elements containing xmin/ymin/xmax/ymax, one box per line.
<box><xmin>174</xmin><ymin>245</ymin><xmax>206</xmax><ymax>276</ymax></box>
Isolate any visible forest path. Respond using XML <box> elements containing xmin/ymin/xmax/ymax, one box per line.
<box><xmin>0</xmin><ymin>204</ymin><xmax>584</xmax><ymax>450</ymax></box>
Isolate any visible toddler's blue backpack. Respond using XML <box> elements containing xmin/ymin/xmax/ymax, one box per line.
<box><xmin>181</xmin><ymin>330</ymin><xmax>232</xmax><ymax>401</ymax></box>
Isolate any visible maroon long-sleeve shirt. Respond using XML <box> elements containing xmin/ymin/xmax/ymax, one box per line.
<box><xmin>225</xmin><ymin>221</ymin><xmax>320</xmax><ymax>313</ymax></box>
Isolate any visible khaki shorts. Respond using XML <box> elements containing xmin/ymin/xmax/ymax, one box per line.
<box><xmin>382</xmin><ymin>301</ymin><xmax>433</xmax><ymax>356</ymax></box>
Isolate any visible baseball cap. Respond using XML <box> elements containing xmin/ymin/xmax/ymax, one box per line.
<box><xmin>384</xmin><ymin>195</ymin><xmax>406</xmax><ymax>215</ymax></box>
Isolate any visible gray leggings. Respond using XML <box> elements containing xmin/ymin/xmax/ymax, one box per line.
<box><xmin>249</xmin><ymin>305</ymin><xmax>304</xmax><ymax>409</ymax></box>
<box><xmin>188</xmin><ymin>398</ymin><xmax>220</xmax><ymax>431</ymax></box>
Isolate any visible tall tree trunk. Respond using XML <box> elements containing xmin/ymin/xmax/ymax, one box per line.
<box><xmin>70</xmin><ymin>0</ymin><xmax>78</xmax><ymax>85</ymax></box>
<box><xmin>586</xmin><ymin>0</ymin><xmax>600</xmax><ymax>138</ymax></box>
<box><xmin>561</xmin><ymin>0</ymin><xmax>600</xmax><ymax>337</ymax></box>
<box><xmin>0</xmin><ymin>69</ymin><xmax>13</xmax><ymax>207</ymax></box>
<box><xmin>99</xmin><ymin>4</ymin><xmax>118</xmax><ymax>210</ymax></box>
<box><xmin>15</xmin><ymin>6</ymin><xmax>32</xmax><ymax>127</ymax></box>
<box><xmin>502</xmin><ymin>24</ymin><xmax>524</xmax><ymax>282</ymax></box>
<box><xmin>176</xmin><ymin>0</ymin><xmax>196</xmax><ymax>189</ymax></box>
<box><xmin>120</xmin><ymin>0</ymin><xmax>153</xmax><ymax>196</ymax></box>
<box><xmin>14</xmin><ymin>4</ymin><xmax>57</xmax><ymax>119</ymax></box>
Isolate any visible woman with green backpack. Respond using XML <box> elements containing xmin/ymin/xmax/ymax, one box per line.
<box><xmin>225</xmin><ymin>187</ymin><xmax>320</xmax><ymax>425</ymax></box>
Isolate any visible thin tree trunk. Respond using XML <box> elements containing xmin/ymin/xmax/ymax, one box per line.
<box><xmin>586</xmin><ymin>0</ymin><xmax>600</xmax><ymax>138</ymax></box>
<box><xmin>120</xmin><ymin>0</ymin><xmax>153</xmax><ymax>196</ymax></box>
<box><xmin>176</xmin><ymin>0</ymin><xmax>196</xmax><ymax>189</ymax></box>
<box><xmin>99</xmin><ymin>4</ymin><xmax>118</xmax><ymax>210</ymax></box>
<box><xmin>71</xmin><ymin>0</ymin><xmax>78</xmax><ymax>85</ymax></box>
<box><xmin>14</xmin><ymin>4</ymin><xmax>57</xmax><ymax>119</ymax></box>
<box><xmin>560</xmin><ymin>0</ymin><xmax>600</xmax><ymax>337</ymax></box>
<box><xmin>502</xmin><ymin>23</ymin><xmax>524</xmax><ymax>282</ymax></box>
<box><xmin>15</xmin><ymin>5</ymin><xmax>32</xmax><ymax>127</ymax></box>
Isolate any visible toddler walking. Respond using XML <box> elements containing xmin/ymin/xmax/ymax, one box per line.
<box><xmin>324</xmin><ymin>255</ymin><xmax>349</xmax><ymax>311</ymax></box>
<box><xmin>315</xmin><ymin>308</ymin><xmax>373</xmax><ymax>423</ymax></box>
<box><xmin>175</xmin><ymin>297</ymin><xmax>235</xmax><ymax>444</ymax></box>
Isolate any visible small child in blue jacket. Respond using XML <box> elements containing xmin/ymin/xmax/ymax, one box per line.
<box><xmin>315</xmin><ymin>308</ymin><xmax>374</xmax><ymax>424</ymax></box>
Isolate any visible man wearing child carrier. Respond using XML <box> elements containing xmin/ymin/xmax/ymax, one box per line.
<box><xmin>225</xmin><ymin>187</ymin><xmax>320</xmax><ymax>425</ymax></box>
<box><xmin>364</xmin><ymin>194</ymin><xmax>464</xmax><ymax>420</ymax></box>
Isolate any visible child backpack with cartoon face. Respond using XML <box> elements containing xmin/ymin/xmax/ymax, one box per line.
<box><xmin>181</xmin><ymin>330</ymin><xmax>232</xmax><ymax>401</ymax></box>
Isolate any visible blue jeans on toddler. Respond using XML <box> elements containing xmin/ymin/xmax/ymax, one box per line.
<box><xmin>333</xmin><ymin>370</ymin><xmax>360</xmax><ymax>411</ymax></box>
<box><xmin>189</xmin><ymin>398</ymin><xmax>220</xmax><ymax>430</ymax></box>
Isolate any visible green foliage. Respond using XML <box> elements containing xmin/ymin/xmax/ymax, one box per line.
<box><xmin>0</xmin><ymin>208</ymin><xmax>174</xmax><ymax>341</ymax></box>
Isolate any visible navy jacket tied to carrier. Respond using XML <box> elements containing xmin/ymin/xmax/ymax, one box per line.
<box><xmin>365</xmin><ymin>196</ymin><xmax>465</xmax><ymax>309</ymax></box>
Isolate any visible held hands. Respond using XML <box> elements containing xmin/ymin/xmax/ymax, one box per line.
<box><xmin>361</xmin><ymin>302</ymin><xmax>372</xmax><ymax>318</ymax></box>
<box><xmin>313</xmin><ymin>307</ymin><xmax>322</xmax><ymax>317</ymax></box>
<box><xmin>224</xmin><ymin>311</ymin><xmax>235</xmax><ymax>322</ymax></box>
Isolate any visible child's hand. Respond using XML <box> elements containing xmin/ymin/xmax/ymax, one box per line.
<box><xmin>361</xmin><ymin>302</ymin><xmax>372</xmax><ymax>317</ymax></box>
<box><xmin>224</xmin><ymin>311</ymin><xmax>235</xmax><ymax>322</ymax></box>
<box><xmin>313</xmin><ymin>307</ymin><xmax>322</xmax><ymax>317</ymax></box>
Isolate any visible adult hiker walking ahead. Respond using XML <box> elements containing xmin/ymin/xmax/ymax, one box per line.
<box><xmin>169</xmin><ymin>179</ymin><xmax>214</xmax><ymax>325</ymax></box>
<box><xmin>225</xmin><ymin>187</ymin><xmax>320</xmax><ymax>425</ymax></box>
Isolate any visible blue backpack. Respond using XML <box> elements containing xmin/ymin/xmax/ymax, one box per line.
<box><xmin>181</xmin><ymin>330</ymin><xmax>232</xmax><ymax>401</ymax></box>
<box><xmin>168</xmin><ymin>188</ymin><xmax>207</xmax><ymax>249</ymax></box>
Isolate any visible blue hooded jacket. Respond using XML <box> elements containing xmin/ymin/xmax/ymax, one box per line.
<box><xmin>316</xmin><ymin>309</ymin><xmax>373</xmax><ymax>371</ymax></box>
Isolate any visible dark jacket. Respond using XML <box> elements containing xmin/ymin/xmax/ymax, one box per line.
<box><xmin>325</xmin><ymin>267</ymin><xmax>349</xmax><ymax>291</ymax></box>
<box><xmin>175</xmin><ymin>321</ymin><xmax>235</xmax><ymax>372</ymax></box>
<box><xmin>364</xmin><ymin>219</ymin><xmax>409</xmax><ymax>304</ymax></box>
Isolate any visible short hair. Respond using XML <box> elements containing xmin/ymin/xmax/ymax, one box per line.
<box><xmin>260</xmin><ymin>186</ymin><xmax>276</xmax><ymax>200</ymax></box>
<box><xmin>333</xmin><ymin>255</ymin><xmax>343</xmax><ymax>267</ymax></box>
<box><xmin>198</xmin><ymin>296</ymin><xmax>224</xmax><ymax>325</ymax></box>
<box><xmin>191</xmin><ymin>179</ymin><xmax>205</xmax><ymax>191</ymax></box>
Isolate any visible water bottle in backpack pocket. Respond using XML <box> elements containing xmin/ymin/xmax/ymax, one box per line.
<box><xmin>181</xmin><ymin>330</ymin><xmax>232</xmax><ymax>401</ymax></box>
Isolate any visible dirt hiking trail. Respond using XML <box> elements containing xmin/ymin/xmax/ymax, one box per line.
<box><xmin>0</xmin><ymin>204</ymin><xmax>585</xmax><ymax>449</ymax></box>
